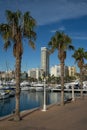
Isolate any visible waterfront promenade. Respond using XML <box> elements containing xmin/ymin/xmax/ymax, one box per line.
<box><xmin>0</xmin><ymin>97</ymin><xmax>87</xmax><ymax>130</ymax></box>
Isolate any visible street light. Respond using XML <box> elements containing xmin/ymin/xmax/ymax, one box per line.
<box><xmin>72</xmin><ymin>84</ymin><xmax>75</xmax><ymax>101</ymax></box>
<box><xmin>42</xmin><ymin>78</ymin><xmax>46</xmax><ymax>111</ymax></box>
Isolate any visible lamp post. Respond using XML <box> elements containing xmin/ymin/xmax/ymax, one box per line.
<box><xmin>72</xmin><ymin>84</ymin><xmax>75</xmax><ymax>102</ymax></box>
<box><xmin>42</xmin><ymin>78</ymin><xmax>46</xmax><ymax>111</ymax></box>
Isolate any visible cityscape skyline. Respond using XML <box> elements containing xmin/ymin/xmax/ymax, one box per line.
<box><xmin>27</xmin><ymin>64</ymin><xmax>76</xmax><ymax>80</ymax></box>
<box><xmin>0</xmin><ymin>0</ymin><xmax>87</xmax><ymax>72</ymax></box>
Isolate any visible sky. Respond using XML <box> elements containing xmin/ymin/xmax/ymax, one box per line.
<box><xmin>0</xmin><ymin>0</ymin><xmax>87</xmax><ymax>72</ymax></box>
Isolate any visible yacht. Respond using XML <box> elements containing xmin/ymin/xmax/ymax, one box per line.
<box><xmin>20</xmin><ymin>81</ymin><xmax>31</xmax><ymax>91</ymax></box>
<box><xmin>32</xmin><ymin>82</ymin><xmax>44</xmax><ymax>92</ymax></box>
<box><xmin>0</xmin><ymin>90</ymin><xmax>9</xmax><ymax>100</ymax></box>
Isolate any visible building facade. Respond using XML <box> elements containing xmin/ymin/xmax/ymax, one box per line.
<box><xmin>28</xmin><ymin>68</ymin><xmax>44</xmax><ymax>80</ymax></box>
<box><xmin>68</xmin><ymin>66</ymin><xmax>76</xmax><ymax>77</ymax></box>
<box><xmin>41</xmin><ymin>47</ymin><xmax>49</xmax><ymax>76</ymax></box>
<box><xmin>50</xmin><ymin>65</ymin><xmax>68</xmax><ymax>77</ymax></box>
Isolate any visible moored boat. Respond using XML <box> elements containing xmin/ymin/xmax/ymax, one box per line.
<box><xmin>20</xmin><ymin>81</ymin><xmax>31</xmax><ymax>91</ymax></box>
<box><xmin>21</xmin><ymin>85</ymin><xmax>30</xmax><ymax>91</ymax></box>
<box><xmin>32</xmin><ymin>83</ymin><xmax>44</xmax><ymax>92</ymax></box>
<box><xmin>0</xmin><ymin>90</ymin><xmax>9</xmax><ymax>100</ymax></box>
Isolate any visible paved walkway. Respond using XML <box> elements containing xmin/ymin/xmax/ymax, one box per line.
<box><xmin>0</xmin><ymin>97</ymin><xmax>87</xmax><ymax>130</ymax></box>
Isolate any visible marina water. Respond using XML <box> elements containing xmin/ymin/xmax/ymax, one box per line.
<box><xmin>0</xmin><ymin>91</ymin><xmax>73</xmax><ymax>117</ymax></box>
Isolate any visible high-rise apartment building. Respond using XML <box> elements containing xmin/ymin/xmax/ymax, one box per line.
<box><xmin>41</xmin><ymin>47</ymin><xmax>49</xmax><ymax>76</ymax></box>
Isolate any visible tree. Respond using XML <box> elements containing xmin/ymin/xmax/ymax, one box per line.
<box><xmin>72</xmin><ymin>48</ymin><xmax>87</xmax><ymax>97</ymax></box>
<box><xmin>48</xmin><ymin>31</ymin><xmax>74</xmax><ymax>105</ymax></box>
<box><xmin>0</xmin><ymin>10</ymin><xmax>36</xmax><ymax>121</ymax></box>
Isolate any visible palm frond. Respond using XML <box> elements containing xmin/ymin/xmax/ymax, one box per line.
<box><xmin>23</xmin><ymin>11</ymin><xmax>36</xmax><ymax>40</ymax></box>
<box><xmin>4</xmin><ymin>40</ymin><xmax>11</xmax><ymax>50</ymax></box>
<box><xmin>84</xmin><ymin>52</ymin><xmax>87</xmax><ymax>59</ymax></box>
<box><xmin>48</xmin><ymin>31</ymin><xmax>72</xmax><ymax>53</ymax></box>
<box><xmin>29</xmin><ymin>40</ymin><xmax>35</xmax><ymax>49</ymax></box>
<box><xmin>0</xmin><ymin>24</ymin><xmax>12</xmax><ymax>41</ymax></box>
<box><xmin>1</xmin><ymin>10</ymin><xmax>37</xmax><ymax>56</ymax></box>
<box><xmin>49</xmin><ymin>47</ymin><xmax>55</xmax><ymax>54</ymax></box>
<box><xmin>72</xmin><ymin>47</ymin><xmax>87</xmax><ymax>68</ymax></box>
<box><xmin>68</xmin><ymin>45</ymin><xmax>75</xmax><ymax>50</ymax></box>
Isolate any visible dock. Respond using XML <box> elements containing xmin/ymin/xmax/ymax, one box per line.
<box><xmin>51</xmin><ymin>88</ymin><xmax>87</xmax><ymax>93</ymax></box>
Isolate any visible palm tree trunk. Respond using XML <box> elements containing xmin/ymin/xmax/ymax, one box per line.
<box><xmin>60</xmin><ymin>60</ymin><xmax>65</xmax><ymax>106</ymax></box>
<box><xmin>80</xmin><ymin>67</ymin><xmax>83</xmax><ymax>98</ymax></box>
<box><xmin>14</xmin><ymin>56</ymin><xmax>21</xmax><ymax>121</ymax></box>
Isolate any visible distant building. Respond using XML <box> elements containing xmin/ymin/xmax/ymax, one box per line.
<box><xmin>41</xmin><ymin>47</ymin><xmax>49</xmax><ymax>76</ymax></box>
<box><xmin>21</xmin><ymin>72</ymin><xmax>28</xmax><ymax>79</ymax></box>
<box><xmin>68</xmin><ymin>66</ymin><xmax>76</xmax><ymax>77</ymax></box>
<box><xmin>50</xmin><ymin>65</ymin><xmax>68</xmax><ymax>77</ymax></box>
<box><xmin>0</xmin><ymin>70</ymin><xmax>15</xmax><ymax>80</ymax></box>
<box><xmin>28</xmin><ymin>68</ymin><xmax>44</xmax><ymax>80</ymax></box>
<box><xmin>28</xmin><ymin>68</ymin><xmax>36</xmax><ymax>79</ymax></box>
<box><xmin>50</xmin><ymin>65</ymin><xmax>61</xmax><ymax>77</ymax></box>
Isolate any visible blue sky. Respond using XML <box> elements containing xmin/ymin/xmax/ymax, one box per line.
<box><xmin>0</xmin><ymin>0</ymin><xmax>87</xmax><ymax>72</ymax></box>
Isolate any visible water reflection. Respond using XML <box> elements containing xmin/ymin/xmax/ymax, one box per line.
<box><xmin>0</xmin><ymin>91</ymin><xmax>61</xmax><ymax>117</ymax></box>
<box><xmin>0</xmin><ymin>97</ymin><xmax>15</xmax><ymax>117</ymax></box>
<box><xmin>0</xmin><ymin>91</ymin><xmax>75</xmax><ymax>117</ymax></box>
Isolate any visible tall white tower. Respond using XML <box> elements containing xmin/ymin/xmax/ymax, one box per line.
<box><xmin>41</xmin><ymin>47</ymin><xmax>49</xmax><ymax>76</ymax></box>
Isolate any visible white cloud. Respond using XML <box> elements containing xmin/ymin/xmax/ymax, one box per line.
<box><xmin>51</xmin><ymin>30</ymin><xmax>57</xmax><ymax>33</ymax></box>
<box><xmin>58</xmin><ymin>26</ymin><xmax>66</xmax><ymax>31</ymax></box>
<box><xmin>72</xmin><ymin>36</ymin><xmax>87</xmax><ymax>40</ymax></box>
<box><xmin>70</xmin><ymin>32</ymin><xmax>87</xmax><ymax>40</ymax></box>
<box><xmin>51</xmin><ymin>26</ymin><xmax>66</xmax><ymax>33</ymax></box>
<box><xmin>28</xmin><ymin>0</ymin><xmax>87</xmax><ymax>25</ymax></box>
<box><xmin>0</xmin><ymin>0</ymin><xmax>87</xmax><ymax>25</ymax></box>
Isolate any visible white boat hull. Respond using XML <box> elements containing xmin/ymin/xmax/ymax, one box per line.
<box><xmin>0</xmin><ymin>90</ymin><xmax>9</xmax><ymax>100</ymax></box>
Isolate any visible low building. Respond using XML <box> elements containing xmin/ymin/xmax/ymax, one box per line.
<box><xmin>28</xmin><ymin>68</ymin><xmax>44</xmax><ymax>80</ymax></box>
<box><xmin>50</xmin><ymin>65</ymin><xmax>68</xmax><ymax>77</ymax></box>
<box><xmin>68</xmin><ymin>66</ymin><xmax>76</xmax><ymax>77</ymax></box>
<box><xmin>0</xmin><ymin>70</ymin><xmax>15</xmax><ymax>80</ymax></box>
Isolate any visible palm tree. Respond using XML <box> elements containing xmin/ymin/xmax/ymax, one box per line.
<box><xmin>72</xmin><ymin>48</ymin><xmax>87</xmax><ymax>98</ymax></box>
<box><xmin>48</xmin><ymin>31</ymin><xmax>74</xmax><ymax>105</ymax></box>
<box><xmin>0</xmin><ymin>10</ymin><xmax>36</xmax><ymax>121</ymax></box>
